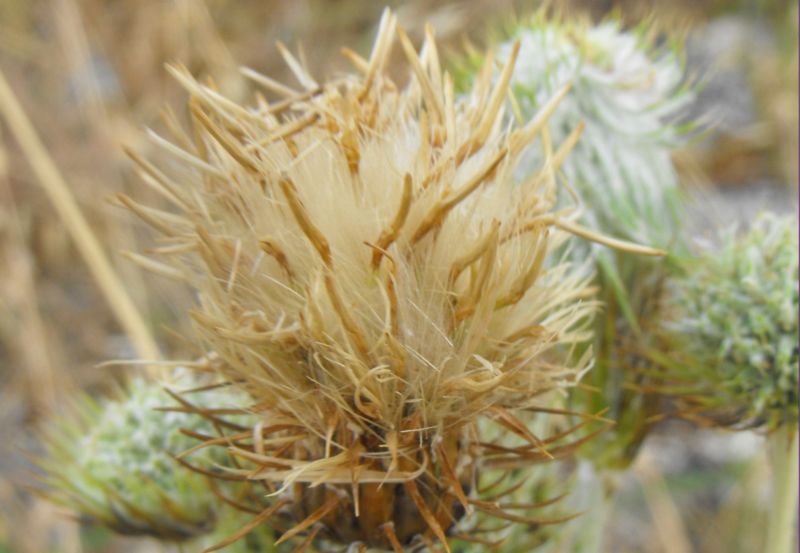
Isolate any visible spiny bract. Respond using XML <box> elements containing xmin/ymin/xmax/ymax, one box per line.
<box><xmin>123</xmin><ymin>9</ymin><xmax>631</xmax><ymax>551</ymax></box>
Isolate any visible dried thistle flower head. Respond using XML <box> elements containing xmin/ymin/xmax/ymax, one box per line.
<box><xmin>661</xmin><ymin>213</ymin><xmax>799</xmax><ymax>430</ymax></box>
<box><xmin>39</xmin><ymin>371</ymin><xmax>250</xmax><ymax>541</ymax></box>
<box><xmin>124</xmin><ymin>9</ymin><xmax>656</xmax><ymax>550</ymax></box>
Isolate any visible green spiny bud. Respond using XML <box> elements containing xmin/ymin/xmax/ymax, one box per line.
<box><xmin>666</xmin><ymin>213</ymin><xmax>798</xmax><ymax>429</ymax></box>
<box><xmin>39</xmin><ymin>370</ymin><xmax>254</xmax><ymax>541</ymax></box>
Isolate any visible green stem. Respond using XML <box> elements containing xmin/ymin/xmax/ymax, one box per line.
<box><xmin>568</xmin><ymin>464</ymin><xmax>618</xmax><ymax>553</ymax></box>
<box><xmin>765</xmin><ymin>425</ymin><xmax>799</xmax><ymax>553</ymax></box>
<box><xmin>579</xmin><ymin>487</ymin><xmax>615</xmax><ymax>553</ymax></box>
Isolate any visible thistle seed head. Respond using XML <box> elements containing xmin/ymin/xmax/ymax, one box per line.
<box><xmin>124</xmin><ymin>9</ymin><xmax>621</xmax><ymax>550</ymax></box>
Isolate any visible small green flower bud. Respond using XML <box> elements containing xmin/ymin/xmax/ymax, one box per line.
<box><xmin>39</xmin><ymin>371</ymin><xmax>254</xmax><ymax>541</ymax></box>
<box><xmin>668</xmin><ymin>213</ymin><xmax>798</xmax><ymax>429</ymax></box>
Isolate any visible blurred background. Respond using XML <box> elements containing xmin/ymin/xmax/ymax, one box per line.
<box><xmin>0</xmin><ymin>1</ymin><xmax>796</xmax><ymax>552</ymax></box>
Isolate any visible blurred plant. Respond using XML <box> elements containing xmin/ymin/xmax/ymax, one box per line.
<box><xmin>462</xmin><ymin>7</ymin><xmax>694</xmax><ymax>468</ymax></box>
<box><xmin>654</xmin><ymin>213</ymin><xmax>798</xmax><ymax>553</ymax></box>
<box><xmin>452</xmin><ymin>11</ymin><xmax>697</xmax><ymax>552</ymax></box>
<box><xmin>659</xmin><ymin>214</ymin><xmax>797</xmax><ymax>429</ymax></box>
<box><xmin>681</xmin><ymin>0</ymin><xmax>798</xmax><ymax>187</ymax></box>
<box><xmin>749</xmin><ymin>2</ymin><xmax>799</xmax><ymax>188</ymax></box>
<box><xmin>457</xmin><ymin>11</ymin><xmax>695</xmax><ymax>473</ymax></box>
<box><xmin>38</xmin><ymin>369</ymin><xmax>259</xmax><ymax>544</ymax></box>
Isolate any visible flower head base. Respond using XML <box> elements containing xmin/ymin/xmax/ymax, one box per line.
<box><xmin>39</xmin><ymin>372</ymin><xmax>248</xmax><ymax>541</ymax></box>
<box><xmin>663</xmin><ymin>213</ymin><xmax>799</xmax><ymax>430</ymax></box>
<box><xmin>121</xmin><ymin>9</ymin><xmax>653</xmax><ymax>550</ymax></box>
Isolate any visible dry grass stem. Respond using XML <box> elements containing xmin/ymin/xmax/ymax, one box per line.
<box><xmin>0</xmin><ymin>69</ymin><xmax>161</xmax><ymax>363</ymax></box>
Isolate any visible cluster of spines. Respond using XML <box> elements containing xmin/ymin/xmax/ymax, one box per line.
<box><xmin>118</xmin><ymin>9</ymin><xmax>648</xmax><ymax>551</ymax></box>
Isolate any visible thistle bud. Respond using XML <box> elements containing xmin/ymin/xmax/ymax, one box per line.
<box><xmin>461</xmin><ymin>13</ymin><xmax>694</xmax><ymax>248</ymax></box>
<box><xmin>664</xmin><ymin>213</ymin><xmax>799</xmax><ymax>429</ymax></box>
<box><xmin>39</xmin><ymin>371</ymin><xmax>252</xmax><ymax>541</ymax></box>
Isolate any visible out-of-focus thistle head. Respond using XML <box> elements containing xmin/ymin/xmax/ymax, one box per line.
<box><xmin>123</xmin><ymin>9</ymin><xmax>661</xmax><ymax>550</ymax></box>
<box><xmin>656</xmin><ymin>213</ymin><xmax>799</xmax><ymax>431</ymax></box>
<box><xmin>453</xmin><ymin>12</ymin><xmax>696</xmax><ymax>470</ymax></box>
<box><xmin>38</xmin><ymin>372</ymin><xmax>244</xmax><ymax>541</ymax></box>
<box><xmin>458</xmin><ymin>11</ymin><xmax>695</xmax><ymax>250</ymax></box>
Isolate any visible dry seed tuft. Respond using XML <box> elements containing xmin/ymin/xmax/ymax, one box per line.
<box><xmin>125</xmin><ymin>9</ymin><xmax>634</xmax><ymax>550</ymax></box>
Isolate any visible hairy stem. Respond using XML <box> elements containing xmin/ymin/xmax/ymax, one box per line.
<box><xmin>765</xmin><ymin>425</ymin><xmax>799</xmax><ymax>553</ymax></box>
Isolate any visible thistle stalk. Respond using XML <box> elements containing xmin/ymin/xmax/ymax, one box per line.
<box><xmin>567</xmin><ymin>463</ymin><xmax>616</xmax><ymax>553</ymax></box>
<box><xmin>765</xmin><ymin>425</ymin><xmax>799</xmax><ymax>553</ymax></box>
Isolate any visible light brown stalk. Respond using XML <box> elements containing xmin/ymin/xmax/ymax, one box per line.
<box><xmin>0</xmin><ymin>68</ymin><xmax>161</xmax><ymax>363</ymax></box>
